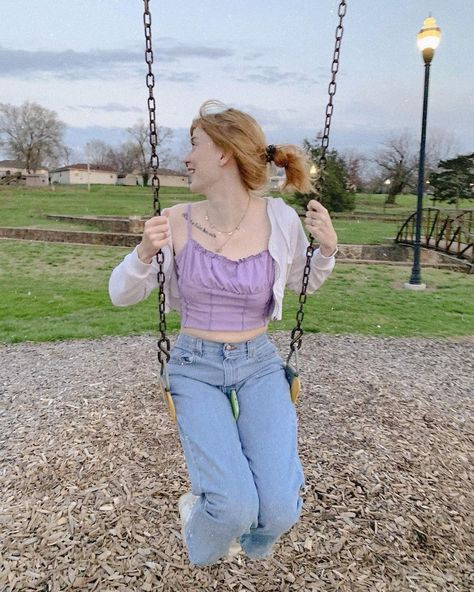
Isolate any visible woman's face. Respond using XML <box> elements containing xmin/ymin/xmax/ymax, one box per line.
<box><xmin>184</xmin><ymin>126</ymin><xmax>223</xmax><ymax>194</ymax></box>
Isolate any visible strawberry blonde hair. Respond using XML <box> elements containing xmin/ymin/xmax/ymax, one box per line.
<box><xmin>190</xmin><ymin>100</ymin><xmax>312</xmax><ymax>193</ymax></box>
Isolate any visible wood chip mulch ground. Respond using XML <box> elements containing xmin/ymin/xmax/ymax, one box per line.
<box><xmin>0</xmin><ymin>333</ymin><xmax>473</xmax><ymax>592</ymax></box>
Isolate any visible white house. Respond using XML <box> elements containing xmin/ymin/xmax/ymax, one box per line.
<box><xmin>154</xmin><ymin>168</ymin><xmax>189</xmax><ymax>188</ymax></box>
<box><xmin>116</xmin><ymin>168</ymin><xmax>189</xmax><ymax>188</ymax></box>
<box><xmin>50</xmin><ymin>164</ymin><xmax>118</xmax><ymax>185</ymax></box>
<box><xmin>0</xmin><ymin>160</ymin><xmax>49</xmax><ymax>186</ymax></box>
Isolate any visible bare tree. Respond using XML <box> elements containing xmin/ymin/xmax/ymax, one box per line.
<box><xmin>126</xmin><ymin>120</ymin><xmax>173</xmax><ymax>185</ymax></box>
<box><xmin>340</xmin><ymin>150</ymin><xmax>367</xmax><ymax>192</ymax></box>
<box><xmin>425</xmin><ymin>128</ymin><xmax>459</xmax><ymax>174</ymax></box>
<box><xmin>0</xmin><ymin>101</ymin><xmax>65</xmax><ymax>172</ymax></box>
<box><xmin>160</xmin><ymin>152</ymin><xmax>188</xmax><ymax>174</ymax></box>
<box><xmin>373</xmin><ymin>133</ymin><xmax>419</xmax><ymax>205</ymax></box>
<box><xmin>84</xmin><ymin>139</ymin><xmax>115</xmax><ymax>167</ymax></box>
<box><xmin>110</xmin><ymin>141</ymin><xmax>141</xmax><ymax>175</ymax></box>
<box><xmin>61</xmin><ymin>145</ymin><xmax>75</xmax><ymax>167</ymax></box>
<box><xmin>373</xmin><ymin>129</ymin><xmax>460</xmax><ymax>205</ymax></box>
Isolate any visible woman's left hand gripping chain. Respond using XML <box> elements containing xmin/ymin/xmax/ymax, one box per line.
<box><xmin>304</xmin><ymin>199</ymin><xmax>338</xmax><ymax>257</ymax></box>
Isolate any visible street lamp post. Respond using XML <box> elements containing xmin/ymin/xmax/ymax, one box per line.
<box><xmin>406</xmin><ymin>16</ymin><xmax>441</xmax><ymax>290</ymax></box>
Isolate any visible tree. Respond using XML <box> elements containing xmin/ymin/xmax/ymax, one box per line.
<box><xmin>61</xmin><ymin>145</ymin><xmax>75</xmax><ymax>167</ymax></box>
<box><xmin>340</xmin><ymin>149</ymin><xmax>367</xmax><ymax>192</ymax></box>
<box><xmin>294</xmin><ymin>139</ymin><xmax>355</xmax><ymax>213</ymax></box>
<box><xmin>373</xmin><ymin>133</ymin><xmax>418</xmax><ymax>205</ymax></box>
<box><xmin>160</xmin><ymin>153</ymin><xmax>188</xmax><ymax>174</ymax></box>
<box><xmin>0</xmin><ymin>101</ymin><xmax>65</xmax><ymax>172</ymax></box>
<box><xmin>84</xmin><ymin>139</ymin><xmax>115</xmax><ymax>167</ymax></box>
<box><xmin>373</xmin><ymin>129</ymin><xmax>459</xmax><ymax>205</ymax></box>
<box><xmin>126</xmin><ymin>120</ymin><xmax>173</xmax><ymax>186</ymax></box>
<box><xmin>429</xmin><ymin>153</ymin><xmax>474</xmax><ymax>206</ymax></box>
<box><xmin>110</xmin><ymin>141</ymin><xmax>142</xmax><ymax>175</ymax></box>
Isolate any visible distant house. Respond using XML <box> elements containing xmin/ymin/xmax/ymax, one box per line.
<box><xmin>116</xmin><ymin>173</ymin><xmax>142</xmax><ymax>186</ymax></box>
<box><xmin>0</xmin><ymin>160</ymin><xmax>48</xmax><ymax>186</ymax></box>
<box><xmin>0</xmin><ymin>159</ymin><xmax>25</xmax><ymax>176</ymax></box>
<box><xmin>148</xmin><ymin>169</ymin><xmax>189</xmax><ymax>187</ymax></box>
<box><xmin>154</xmin><ymin>168</ymin><xmax>189</xmax><ymax>188</ymax></box>
<box><xmin>49</xmin><ymin>164</ymin><xmax>118</xmax><ymax>185</ymax></box>
<box><xmin>116</xmin><ymin>168</ymin><xmax>189</xmax><ymax>188</ymax></box>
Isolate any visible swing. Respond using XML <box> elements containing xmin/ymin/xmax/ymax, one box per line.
<box><xmin>141</xmin><ymin>0</ymin><xmax>347</xmax><ymax>421</ymax></box>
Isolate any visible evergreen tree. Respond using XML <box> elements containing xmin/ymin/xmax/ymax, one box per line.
<box><xmin>429</xmin><ymin>153</ymin><xmax>474</xmax><ymax>206</ymax></box>
<box><xmin>294</xmin><ymin>140</ymin><xmax>355</xmax><ymax>212</ymax></box>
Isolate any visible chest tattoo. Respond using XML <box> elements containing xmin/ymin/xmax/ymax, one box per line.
<box><xmin>182</xmin><ymin>212</ymin><xmax>216</xmax><ymax>238</ymax></box>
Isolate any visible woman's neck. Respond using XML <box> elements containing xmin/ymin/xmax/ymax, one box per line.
<box><xmin>204</xmin><ymin>182</ymin><xmax>252</xmax><ymax>229</ymax></box>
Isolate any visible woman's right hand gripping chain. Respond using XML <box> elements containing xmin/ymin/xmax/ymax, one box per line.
<box><xmin>137</xmin><ymin>210</ymin><xmax>171</xmax><ymax>264</ymax></box>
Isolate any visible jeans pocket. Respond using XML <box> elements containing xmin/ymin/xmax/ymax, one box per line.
<box><xmin>255</xmin><ymin>341</ymin><xmax>278</xmax><ymax>363</ymax></box>
<box><xmin>169</xmin><ymin>345</ymin><xmax>195</xmax><ymax>366</ymax></box>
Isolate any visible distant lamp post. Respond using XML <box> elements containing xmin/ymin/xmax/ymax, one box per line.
<box><xmin>405</xmin><ymin>15</ymin><xmax>441</xmax><ymax>290</ymax></box>
<box><xmin>384</xmin><ymin>178</ymin><xmax>391</xmax><ymax>193</ymax></box>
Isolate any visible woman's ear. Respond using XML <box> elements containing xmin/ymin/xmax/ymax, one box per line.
<box><xmin>219</xmin><ymin>151</ymin><xmax>233</xmax><ymax>167</ymax></box>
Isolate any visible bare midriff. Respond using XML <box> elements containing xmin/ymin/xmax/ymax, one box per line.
<box><xmin>181</xmin><ymin>325</ymin><xmax>268</xmax><ymax>343</ymax></box>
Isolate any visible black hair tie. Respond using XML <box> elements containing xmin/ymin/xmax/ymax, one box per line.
<box><xmin>265</xmin><ymin>144</ymin><xmax>276</xmax><ymax>163</ymax></box>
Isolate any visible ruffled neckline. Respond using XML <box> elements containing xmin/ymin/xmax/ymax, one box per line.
<box><xmin>177</xmin><ymin>238</ymin><xmax>270</xmax><ymax>264</ymax></box>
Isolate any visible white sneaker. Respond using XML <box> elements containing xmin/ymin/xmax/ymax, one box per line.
<box><xmin>178</xmin><ymin>492</ymin><xmax>199</xmax><ymax>539</ymax></box>
<box><xmin>227</xmin><ymin>538</ymin><xmax>243</xmax><ymax>558</ymax></box>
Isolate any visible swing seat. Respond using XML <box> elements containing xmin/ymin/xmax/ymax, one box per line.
<box><xmin>159</xmin><ymin>376</ymin><xmax>177</xmax><ymax>423</ymax></box>
<box><xmin>285</xmin><ymin>364</ymin><xmax>301</xmax><ymax>404</ymax></box>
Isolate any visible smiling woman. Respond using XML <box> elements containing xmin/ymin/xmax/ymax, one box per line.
<box><xmin>109</xmin><ymin>96</ymin><xmax>338</xmax><ymax>566</ymax></box>
<box><xmin>105</xmin><ymin>0</ymin><xmax>345</xmax><ymax>568</ymax></box>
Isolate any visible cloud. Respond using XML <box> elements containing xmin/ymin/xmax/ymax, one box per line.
<box><xmin>68</xmin><ymin>103</ymin><xmax>143</xmax><ymax>113</ymax></box>
<box><xmin>0</xmin><ymin>41</ymin><xmax>233</xmax><ymax>80</ymax></box>
<box><xmin>243</xmin><ymin>51</ymin><xmax>265</xmax><ymax>61</ymax></box>
<box><xmin>158</xmin><ymin>38</ymin><xmax>234</xmax><ymax>61</ymax></box>
<box><xmin>234</xmin><ymin>104</ymin><xmax>287</xmax><ymax>127</ymax></box>
<box><xmin>233</xmin><ymin>66</ymin><xmax>319</xmax><ymax>86</ymax></box>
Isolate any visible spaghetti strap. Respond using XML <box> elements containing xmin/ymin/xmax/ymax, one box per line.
<box><xmin>186</xmin><ymin>203</ymin><xmax>193</xmax><ymax>239</ymax></box>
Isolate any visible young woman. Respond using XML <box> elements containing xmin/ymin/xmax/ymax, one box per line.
<box><xmin>109</xmin><ymin>100</ymin><xmax>338</xmax><ymax>566</ymax></box>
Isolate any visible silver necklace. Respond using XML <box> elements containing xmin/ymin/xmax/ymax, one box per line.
<box><xmin>205</xmin><ymin>198</ymin><xmax>251</xmax><ymax>236</ymax></box>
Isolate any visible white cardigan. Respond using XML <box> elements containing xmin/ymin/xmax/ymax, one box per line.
<box><xmin>108</xmin><ymin>197</ymin><xmax>336</xmax><ymax>321</ymax></box>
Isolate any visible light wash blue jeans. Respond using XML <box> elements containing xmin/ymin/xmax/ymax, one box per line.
<box><xmin>168</xmin><ymin>332</ymin><xmax>305</xmax><ymax>566</ymax></box>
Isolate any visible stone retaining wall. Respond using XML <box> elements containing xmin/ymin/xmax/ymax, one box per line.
<box><xmin>0</xmin><ymin>227</ymin><xmax>140</xmax><ymax>247</ymax></box>
<box><xmin>0</xmin><ymin>226</ymin><xmax>469</xmax><ymax>270</ymax></box>
<box><xmin>338</xmin><ymin>243</ymin><xmax>440</xmax><ymax>264</ymax></box>
<box><xmin>46</xmin><ymin>215</ymin><xmax>145</xmax><ymax>234</ymax></box>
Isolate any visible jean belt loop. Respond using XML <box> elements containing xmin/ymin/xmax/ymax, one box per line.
<box><xmin>194</xmin><ymin>338</ymin><xmax>203</xmax><ymax>357</ymax></box>
<box><xmin>247</xmin><ymin>339</ymin><xmax>255</xmax><ymax>359</ymax></box>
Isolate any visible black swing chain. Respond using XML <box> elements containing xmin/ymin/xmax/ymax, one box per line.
<box><xmin>142</xmin><ymin>0</ymin><xmax>345</xmax><ymax>364</ymax></box>
<box><xmin>143</xmin><ymin>0</ymin><xmax>171</xmax><ymax>367</ymax></box>
<box><xmin>290</xmin><ymin>0</ymin><xmax>347</xmax><ymax>354</ymax></box>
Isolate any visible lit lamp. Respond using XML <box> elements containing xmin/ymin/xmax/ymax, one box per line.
<box><xmin>310</xmin><ymin>164</ymin><xmax>318</xmax><ymax>176</ymax></box>
<box><xmin>405</xmin><ymin>15</ymin><xmax>441</xmax><ymax>290</ymax></box>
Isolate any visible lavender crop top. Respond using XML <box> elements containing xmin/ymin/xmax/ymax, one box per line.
<box><xmin>174</xmin><ymin>204</ymin><xmax>275</xmax><ymax>331</ymax></box>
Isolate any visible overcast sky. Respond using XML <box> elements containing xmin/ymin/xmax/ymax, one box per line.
<box><xmin>1</xmin><ymin>0</ymin><xmax>473</xmax><ymax>161</ymax></box>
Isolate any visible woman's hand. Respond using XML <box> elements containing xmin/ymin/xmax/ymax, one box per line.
<box><xmin>304</xmin><ymin>200</ymin><xmax>338</xmax><ymax>257</ymax></box>
<box><xmin>137</xmin><ymin>210</ymin><xmax>171</xmax><ymax>263</ymax></box>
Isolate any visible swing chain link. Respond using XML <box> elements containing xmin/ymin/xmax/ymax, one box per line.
<box><xmin>143</xmin><ymin>0</ymin><xmax>170</xmax><ymax>366</ymax></box>
<box><xmin>290</xmin><ymin>0</ymin><xmax>347</xmax><ymax>355</ymax></box>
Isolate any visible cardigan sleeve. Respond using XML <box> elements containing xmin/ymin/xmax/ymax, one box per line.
<box><xmin>108</xmin><ymin>245</ymin><xmax>172</xmax><ymax>306</ymax></box>
<box><xmin>285</xmin><ymin>209</ymin><xmax>336</xmax><ymax>294</ymax></box>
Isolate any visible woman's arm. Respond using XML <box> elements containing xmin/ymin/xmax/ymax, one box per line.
<box><xmin>108</xmin><ymin>210</ymin><xmax>172</xmax><ymax>306</ymax></box>
<box><xmin>286</xmin><ymin>201</ymin><xmax>337</xmax><ymax>294</ymax></box>
<box><xmin>108</xmin><ymin>244</ymin><xmax>172</xmax><ymax>306</ymax></box>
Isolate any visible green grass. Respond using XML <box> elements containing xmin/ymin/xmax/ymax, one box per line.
<box><xmin>1</xmin><ymin>185</ymin><xmax>471</xmax><ymax>244</ymax></box>
<box><xmin>0</xmin><ymin>185</ymin><xmax>417</xmax><ymax>245</ymax></box>
<box><xmin>353</xmin><ymin>193</ymin><xmax>473</xmax><ymax>215</ymax></box>
<box><xmin>332</xmin><ymin>219</ymin><xmax>399</xmax><ymax>244</ymax></box>
<box><xmin>0</xmin><ymin>185</ymin><xmax>195</xmax><ymax>228</ymax></box>
<box><xmin>1</xmin><ymin>240</ymin><xmax>472</xmax><ymax>343</ymax></box>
